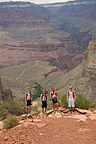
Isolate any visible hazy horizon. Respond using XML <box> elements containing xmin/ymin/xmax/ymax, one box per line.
<box><xmin>0</xmin><ymin>0</ymin><xmax>76</xmax><ymax>4</ymax></box>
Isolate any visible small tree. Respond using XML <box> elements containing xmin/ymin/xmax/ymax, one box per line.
<box><xmin>32</xmin><ymin>82</ymin><xmax>43</xmax><ymax>100</ymax></box>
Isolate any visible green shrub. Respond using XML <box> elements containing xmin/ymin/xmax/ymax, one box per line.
<box><xmin>75</xmin><ymin>93</ymin><xmax>91</xmax><ymax>110</ymax></box>
<box><xmin>3</xmin><ymin>115</ymin><xmax>19</xmax><ymax>129</ymax></box>
<box><xmin>58</xmin><ymin>98</ymin><xmax>62</xmax><ymax>107</ymax></box>
<box><xmin>61</xmin><ymin>94</ymin><xmax>68</xmax><ymax>109</ymax></box>
<box><xmin>61</xmin><ymin>93</ymin><xmax>91</xmax><ymax>110</ymax></box>
<box><xmin>0</xmin><ymin>108</ymin><xmax>9</xmax><ymax>120</ymax></box>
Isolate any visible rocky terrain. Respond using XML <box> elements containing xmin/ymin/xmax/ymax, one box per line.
<box><xmin>82</xmin><ymin>41</ymin><xmax>96</xmax><ymax>100</ymax></box>
<box><xmin>0</xmin><ymin>108</ymin><xmax>96</xmax><ymax>144</ymax></box>
<box><xmin>0</xmin><ymin>41</ymin><xmax>96</xmax><ymax>100</ymax></box>
<box><xmin>0</xmin><ymin>1</ymin><xmax>93</xmax><ymax>70</ymax></box>
<box><xmin>44</xmin><ymin>0</ymin><xmax>96</xmax><ymax>37</ymax></box>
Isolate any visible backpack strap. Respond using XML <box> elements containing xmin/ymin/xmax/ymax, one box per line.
<box><xmin>73</xmin><ymin>91</ymin><xmax>74</xmax><ymax>98</ymax></box>
<box><xmin>41</xmin><ymin>94</ymin><xmax>43</xmax><ymax>99</ymax></box>
<box><xmin>41</xmin><ymin>94</ymin><xmax>47</xmax><ymax>100</ymax></box>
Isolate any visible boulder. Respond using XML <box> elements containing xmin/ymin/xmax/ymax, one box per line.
<box><xmin>55</xmin><ymin>112</ymin><xmax>62</xmax><ymax>118</ymax></box>
<box><xmin>33</xmin><ymin>119</ymin><xmax>41</xmax><ymax>122</ymax></box>
<box><xmin>22</xmin><ymin>114</ymin><xmax>27</xmax><ymax>119</ymax></box>
<box><xmin>46</xmin><ymin>110</ymin><xmax>54</xmax><ymax>115</ymax></box>
<box><xmin>62</xmin><ymin>109</ymin><xmax>69</xmax><ymax>113</ymax></box>
<box><xmin>94</xmin><ymin>110</ymin><xmax>96</xmax><ymax>113</ymax></box>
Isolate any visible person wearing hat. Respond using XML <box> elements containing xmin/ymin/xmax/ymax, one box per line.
<box><xmin>25</xmin><ymin>88</ymin><xmax>32</xmax><ymax>115</ymax></box>
<box><xmin>40</xmin><ymin>89</ymin><xmax>48</xmax><ymax>117</ymax></box>
<box><xmin>67</xmin><ymin>86</ymin><xmax>76</xmax><ymax>114</ymax></box>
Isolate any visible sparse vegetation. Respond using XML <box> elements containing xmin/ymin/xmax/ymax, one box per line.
<box><xmin>3</xmin><ymin>115</ymin><xmax>19</xmax><ymax>129</ymax></box>
<box><xmin>31</xmin><ymin>101</ymin><xmax>41</xmax><ymax>115</ymax></box>
<box><xmin>0</xmin><ymin>98</ymin><xmax>26</xmax><ymax>120</ymax></box>
<box><xmin>61</xmin><ymin>94</ymin><xmax>68</xmax><ymax>109</ymax></box>
<box><xmin>91</xmin><ymin>101</ymin><xmax>96</xmax><ymax>108</ymax></box>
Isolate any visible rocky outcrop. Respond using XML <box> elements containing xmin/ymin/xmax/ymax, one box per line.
<box><xmin>1</xmin><ymin>89</ymin><xmax>13</xmax><ymax>101</ymax></box>
<box><xmin>0</xmin><ymin>77</ymin><xmax>13</xmax><ymax>101</ymax></box>
<box><xmin>87</xmin><ymin>41</ymin><xmax>96</xmax><ymax>68</ymax></box>
<box><xmin>0</xmin><ymin>1</ymin><xmax>92</xmax><ymax>71</ymax></box>
<box><xmin>83</xmin><ymin>41</ymin><xmax>96</xmax><ymax>100</ymax></box>
<box><xmin>44</xmin><ymin>67</ymin><xmax>58</xmax><ymax>78</ymax></box>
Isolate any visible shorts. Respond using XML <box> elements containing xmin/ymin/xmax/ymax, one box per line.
<box><xmin>52</xmin><ymin>98</ymin><xmax>58</xmax><ymax>104</ymax></box>
<box><xmin>68</xmin><ymin>98</ymin><xmax>74</xmax><ymax>107</ymax></box>
<box><xmin>26</xmin><ymin>100</ymin><xmax>32</xmax><ymax>106</ymax></box>
<box><xmin>42</xmin><ymin>101</ymin><xmax>47</xmax><ymax>108</ymax></box>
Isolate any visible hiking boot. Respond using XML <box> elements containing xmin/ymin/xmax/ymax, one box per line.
<box><xmin>72</xmin><ymin>110</ymin><xmax>75</xmax><ymax>114</ymax></box>
<box><xmin>54</xmin><ymin>111</ymin><xmax>56</xmax><ymax>114</ymax></box>
<box><xmin>44</xmin><ymin>113</ymin><xmax>47</xmax><ymax>117</ymax></box>
<box><xmin>56</xmin><ymin>110</ymin><xmax>60</xmax><ymax>113</ymax></box>
<box><xmin>27</xmin><ymin>113</ymin><xmax>30</xmax><ymax>117</ymax></box>
<box><xmin>41</xmin><ymin>113</ymin><xmax>44</xmax><ymax>118</ymax></box>
<box><xmin>70</xmin><ymin>110</ymin><xmax>72</xmax><ymax>114</ymax></box>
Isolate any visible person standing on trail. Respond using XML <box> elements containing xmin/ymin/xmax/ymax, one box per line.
<box><xmin>25</xmin><ymin>88</ymin><xmax>32</xmax><ymax>115</ymax></box>
<box><xmin>50</xmin><ymin>87</ymin><xmax>59</xmax><ymax>113</ymax></box>
<box><xmin>40</xmin><ymin>89</ymin><xmax>48</xmax><ymax>117</ymax></box>
<box><xmin>67</xmin><ymin>86</ymin><xmax>76</xmax><ymax>114</ymax></box>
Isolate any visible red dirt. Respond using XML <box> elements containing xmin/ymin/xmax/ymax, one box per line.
<box><xmin>0</xmin><ymin>114</ymin><xmax>96</xmax><ymax>144</ymax></box>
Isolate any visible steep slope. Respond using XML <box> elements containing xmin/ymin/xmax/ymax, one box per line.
<box><xmin>0</xmin><ymin>1</ymin><xmax>92</xmax><ymax>71</ymax></box>
<box><xmin>0</xmin><ymin>41</ymin><xmax>96</xmax><ymax>100</ymax></box>
<box><xmin>44</xmin><ymin>0</ymin><xmax>96</xmax><ymax>37</ymax></box>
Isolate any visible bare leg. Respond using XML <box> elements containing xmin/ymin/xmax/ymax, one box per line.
<box><xmin>29</xmin><ymin>105</ymin><xmax>31</xmax><ymax>113</ymax></box>
<box><xmin>26</xmin><ymin>106</ymin><xmax>28</xmax><ymax>114</ymax></box>
<box><xmin>72</xmin><ymin>107</ymin><xmax>74</xmax><ymax>113</ymax></box>
<box><xmin>52</xmin><ymin>103</ymin><xmax>55</xmax><ymax>111</ymax></box>
<box><xmin>45</xmin><ymin>107</ymin><xmax>47</xmax><ymax>113</ymax></box>
<box><xmin>42</xmin><ymin>108</ymin><xmax>44</xmax><ymax>114</ymax></box>
<box><xmin>69</xmin><ymin>107</ymin><xmax>72</xmax><ymax>113</ymax></box>
<box><xmin>56</xmin><ymin>103</ymin><xmax>58</xmax><ymax>110</ymax></box>
<box><xmin>42</xmin><ymin>108</ymin><xmax>44</xmax><ymax>117</ymax></box>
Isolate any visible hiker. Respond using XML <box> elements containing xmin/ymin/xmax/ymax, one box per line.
<box><xmin>40</xmin><ymin>89</ymin><xmax>48</xmax><ymax>117</ymax></box>
<box><xmin>67</xmin><ymin>86</ymin><xmax>76</xmax><ymax>114</ymax></box>
<box><xmin>25</xmin><ymin>88</ymin><xmax>32</xmax><ymax>115</ymax></box>
<box><xmin>50</xmin><ymin>87</ymin><xmax>59</xmax><ymax>112</ymax></box>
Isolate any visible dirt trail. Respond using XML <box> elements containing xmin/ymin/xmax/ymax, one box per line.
<box><xmin>0</xmin><ymin>110</ymin><xmax>96</xmax><ymax>144</ymax></box>
<box><xmin>16</xmin><ymin>60</ymin><xmax>39</xmax><ymax>80</ymax></box>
